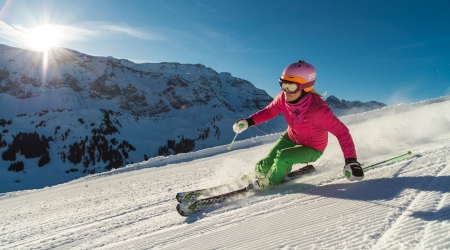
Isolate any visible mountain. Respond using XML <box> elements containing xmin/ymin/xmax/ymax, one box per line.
<box><xmin>0</xmin><ymin>44</ymin><xmax>280</xmax><ymax>191</ymax></box>
<box><xmin>0</xmin><ymin>44</ymin><xmax>386</xmax><ymax>192</ymax></box>
<box><xmin>325</xmin><ymin>95</ymin><xmax>387</xmax><ymax>116</ymax></box>
<box><xmin>0</xmin><ymin>44</ymin><xmax>273</xmax><ymax>115</ymax></box>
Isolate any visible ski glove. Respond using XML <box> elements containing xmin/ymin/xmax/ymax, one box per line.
<box><xmin>343</xmin><ymin>159</ymin><xmax>364</xmax><ymax>181</ymax></box>
<box><xmin>232</xmin><ymin>118</ymin><xmax>254</xmax><ymax>134</ymax></box>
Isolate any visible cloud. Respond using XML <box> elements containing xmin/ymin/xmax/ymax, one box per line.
<box><xmin>390</xmin><ymin>36</ymin><xmax>450</xmax><ymax>52</ymax></box>
<box><xmin>0</xmin><ymin>21</ymin><xmax>29</xmax><ymax>46</ymax></box>
<box><xmin>98</xmin><ymin>23</ymin><xmax>165</xmax><ymax>40</ymax></box>
<box><xmin>0</xmin><ymin>20</ymin><xmax>165</xmax><ymax>49</ymax></box>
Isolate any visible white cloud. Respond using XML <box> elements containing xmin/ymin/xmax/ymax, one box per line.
<box><xmin>0</xmin><ymin>21</ymin><xmax>30</xmax><ymax>46</ymax></box>
<box><xmin>0</xmin><ymin>20</ymin><xmax>165</xmax><ymax>50</ymax></box>
<box><xmin>390</xmin><ymin>36</ymin><xmax>450</xmax><ymax>52</ymax></box>
<box><xmin>98</xmin><ymin>22</ymin><xmax>165</xmax><ymax>40</ymax></box>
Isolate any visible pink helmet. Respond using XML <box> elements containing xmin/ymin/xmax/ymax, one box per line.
<box><xmin>280</xmin><ymin>60</ymin><xmax>316</xmax><ymax>92</ymax></box>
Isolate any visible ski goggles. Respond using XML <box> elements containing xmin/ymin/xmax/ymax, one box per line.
<box><xmin>279</xmin><ymin>79</ymin><xmax>314</xmax><ymax>94</ymax></box>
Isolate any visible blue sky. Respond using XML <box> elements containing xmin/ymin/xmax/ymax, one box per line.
<box><xmin>0</xmin><ymin>0</ymin><xmax>449</xmax><ymax>104</ymax></box>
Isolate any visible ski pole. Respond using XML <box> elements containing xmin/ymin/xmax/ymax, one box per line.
<box><xmin>227</xmin><ymin>133</ymin><xmax>239</xmax><ymax>151</ymax></box>
<box><xmin>228</xmin><ymin>124</ymin><xmax>267</xmax><ymax>150</ymax></box>
<box><xmin>253</xmin><ymin>125</ymin><xmax>268</xmax><ymax>135</ymax></box>
<box><xmin>363</xmin><ymin>151</ymin><xmax>412</xmax><ymax>171</ymax></box>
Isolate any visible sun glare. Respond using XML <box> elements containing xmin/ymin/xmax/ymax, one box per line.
<box><xmin>29</xmin><ymin>25</ymin><xmax>60</xmax><ymax>52</ymax></box>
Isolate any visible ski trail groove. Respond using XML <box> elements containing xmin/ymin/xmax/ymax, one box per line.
<box><xmin>371</xmin><ymin>150</ymin><xmax>450</xmax><ymax>249</ymax></box>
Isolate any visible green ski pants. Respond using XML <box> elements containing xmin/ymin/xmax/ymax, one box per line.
<box><xmin>255</xmin><ymin>134</ymin><xmax>323</xmax><ymax>185</ymax></box>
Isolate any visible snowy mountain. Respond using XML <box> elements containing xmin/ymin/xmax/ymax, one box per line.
<box><xmin>325</xmin><ymin>95</ymin><xmax>387</xmax><ymax>116</ymax></box>
<box><xmin>0</xmin><ymin>44</ymin><xmax>275</xmax><ymax>189</ymax></box>
<box><xmin>0</xmin><ymin>44</ymin><xmax>386</xmax><ymax>193</ymax></box>
<box><xmin>0</xmin><ymin>95</ymin><xmax>449</xmax><ymax>249</ymax></box>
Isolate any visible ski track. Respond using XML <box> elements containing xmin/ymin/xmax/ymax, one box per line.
<box><xmin>0</xmin><ymin>170</ymin><xmax>187</xmax><ymax>250</ymax></box>
<box><xmin>98</xmin><ymin>146</ymin><xmax>450</xmax><ymax>250</ymax></box>
<box><xmin>1</xmin><ymin>145</ymin><xmax>449</xmax><ymax>250</ymax></box>
<box><xmin>372</xmin><ymin>148</ymin><xmax>450</xmax><ymax>250</ymax></box>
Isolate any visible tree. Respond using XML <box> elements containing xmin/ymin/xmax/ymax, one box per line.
<box><xmin>8</xmin><ymin>161</ymin><xmax>24</xmax><ymax>172</ymax></box>
<box><xmin>38</xmin><ymin>153</ymin><xmax>51</xmax><ymax>167</ymax></box>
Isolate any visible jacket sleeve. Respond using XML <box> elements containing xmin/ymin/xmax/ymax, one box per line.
<box><xmin>314</xmin><ymin>104</ymin><xmax>357</xmax><ymax>159</ymax></box>
<box><xmin>250</xmin><ymin>92</ymin><xmax>284</xmax><ymax>125</ymax></box>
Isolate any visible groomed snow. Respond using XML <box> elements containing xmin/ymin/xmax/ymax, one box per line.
<box><xmin>1</xmin><ymin>96</ymin><xmax>450</xmax><ymax>250</ymax></box>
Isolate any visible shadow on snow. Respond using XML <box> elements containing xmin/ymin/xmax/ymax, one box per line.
<box><xmin>182</xmin><ymin>175</ymin><xmax>450</xmax><ymax>223</ymax></box>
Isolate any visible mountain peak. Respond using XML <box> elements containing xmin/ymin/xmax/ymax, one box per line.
<box><xmin>325</xmin><ymin>95</ymin><xmax>387</xmax><ymax>115</ymax></box>
<box><xmin>0</xmin><ymin>45</ymin><xmax>271</xmax><ymax>116</ymax></box>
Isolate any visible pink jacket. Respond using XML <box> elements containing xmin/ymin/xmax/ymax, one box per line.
<box><xmin>250</xmin><ymin>92</ymin><xmax>357</xmax><ymax>159</ymax></box>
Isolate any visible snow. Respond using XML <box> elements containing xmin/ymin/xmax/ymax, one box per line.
<box><xmin>1</xmin><ymin>95</ymin><xmax>450</xmax><ymax>250</ymax></box>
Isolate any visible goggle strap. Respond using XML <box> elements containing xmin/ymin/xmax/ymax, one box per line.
<box><xmin>300</xmin><ymin>81</ymin><xmax>315</xmax><ymax>89</ymax></box>
<box><xmin>279</xmin><ymin>79</ymin><xmax>315</xmax><ymax>90</ymax></box>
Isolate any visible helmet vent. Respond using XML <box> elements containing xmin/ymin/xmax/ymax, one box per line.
<box><xmin>297</xmin><ymin>60</ymin><xmax>305</xmax><ymax>67</ymax></box>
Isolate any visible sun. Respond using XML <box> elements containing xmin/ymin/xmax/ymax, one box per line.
<box><xmin>29</xmin><ymin>25</ymin><xmax>60</xmax><ymax>52</ymax></box>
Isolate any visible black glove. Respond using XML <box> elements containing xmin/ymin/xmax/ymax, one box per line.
<box><xmin>343</xmin><ymin>158</ymin><xmax>364</xmax><ymax>181</ymax></box>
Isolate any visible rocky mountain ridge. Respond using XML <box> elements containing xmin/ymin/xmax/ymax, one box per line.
<box><xmin>0</xmin><ymin>44</ymin><xmax>271</xmax><ymax>116</ymax></box>
<box><xmin>325</xmin><ymin>95</ymin><xmax>387</xmax><ymax>116</ymax></box>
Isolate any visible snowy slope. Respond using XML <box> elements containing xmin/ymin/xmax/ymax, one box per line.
<box><xmin>1</xmin><ymin>96</ymin><xmax>450</xmax><ymax>250</ymax></box>
<box><xmin>0</xmin><ymin>44</ymin><xmax>388</xmax><ymax>194</ymax></box>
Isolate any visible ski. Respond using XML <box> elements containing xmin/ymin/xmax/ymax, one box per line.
<box><xmin>176</xmin><ymin>165</ymin><xmax>315</xmax><ymax>216</ymax></box>
<box><xmin>176</xmin><ymin>164</ymin><xmax>315</xmax><ymax>203</ymax></box>
<box><xmin>176</xmin><ymin>183</ymin><xmax>234</xmax><ymax>203</ymax></box>
<box><xmin>175</xmin><ymin>175</ymin><xmax>255</xmax><ymax>203</ymax></box>
<box><xmin>176</xmin><ymin>184</ymin><xmax>254</xmax><ymax>216</ymax></box>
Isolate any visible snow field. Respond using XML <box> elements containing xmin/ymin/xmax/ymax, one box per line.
<box><xmin>1</xmin><ymin>96</ymin><xmax>450</xmax><ymax>249</ymax></box>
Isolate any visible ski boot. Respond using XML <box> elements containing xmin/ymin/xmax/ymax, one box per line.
<box><xmin>253</xmin><ymin>176</ymin><xmax>273</xmax><ymax>190</ymax></box>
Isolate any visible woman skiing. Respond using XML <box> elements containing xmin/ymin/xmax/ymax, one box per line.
<box><xmin>233</xmin><ymin>60</ymin><xmax>363</xmax><ymax>189</ymax></box>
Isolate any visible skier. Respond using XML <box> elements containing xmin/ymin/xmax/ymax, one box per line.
<box><xmin>233</xmin><ymin>60</ymin><xmax>364</xmax><ymax>190</ymax></box>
